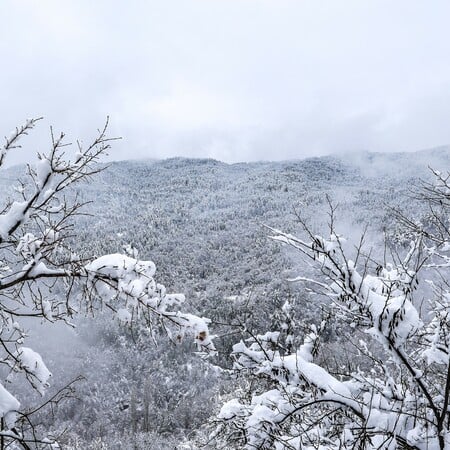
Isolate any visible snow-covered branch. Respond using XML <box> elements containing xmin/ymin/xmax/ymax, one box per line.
<box><xmin>0</xmin><ymin>119</ymin><xmax>214</xmax><ymax>448</ymax></box>
<box><xmin>213</xmin><ymin>185</ymin><xmax>450</xmax><ymax>449</ymax></box>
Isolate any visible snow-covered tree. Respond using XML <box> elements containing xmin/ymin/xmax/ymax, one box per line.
<box><xmin>212</xmin><ymin>179</ymin><xmax>450</xmax><ymax>450</ymax></box>
<box><xmin>0</xmin><ymin>119</ymin><xmax>214</xmax><ymax>448</ymax></box>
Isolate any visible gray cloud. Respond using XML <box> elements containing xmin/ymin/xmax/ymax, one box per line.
<box><xmin>1</xmin><ymin>0</ymin><xmax>450</xmax><ymax>164</ymax></box>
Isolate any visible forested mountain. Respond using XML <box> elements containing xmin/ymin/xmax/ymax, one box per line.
<box><xmin>71</xmin><ymin>149</ymin><xmax>448</xmax><ymax>300</ymax></box>
<box><xmin>1</xmin><ymin>148</ymin><xmax>449</xmax><ymax>449</ymax></box>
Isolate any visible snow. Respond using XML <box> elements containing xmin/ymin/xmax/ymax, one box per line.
<box><xmin>35</xmin><ymin>157</ymin><xmax>52</xmax><ymax>189</ymax></box>
<box><xmin>85</xmin><ymin>254</ymin><xmax>215</xmax><ymax>352</ymax></box>
<box><xmin>15</xmin><ymin>347</ymin><xmax>52</xmax><ymax>395</ymax></box>
<box><xmin>29</xmin><ymin>262</ymin><xmax>66</xmax><ymax>277</ymax></box>
<box><xmin>218</xmin><ymin>399</ymin><xmax>246</xmax><ymax>420</ymax></box>
<box><xmin>298</xmin><ymin>326</ymin><xmax>317</xmax><ymax>362</ymax></box>
<box><xmin>0</xmin><ymin>201</ymin><xmax>28</xmax><ymax>240</ymax></box>
<box><xmin>0</xmin><ymin>383</ymin><xmax>19</xmax><ymax>428</ymax></box>
<box><xmin>181</xmin><ymin>313</ymin><xmax>215</xmax><ymax>349</ymax></box>
<box><xmin>4</xmin><ymin>140</ymin><xmax>450</xmax><ymax>447</ymax></box>
<box><xmin>350</xmin><ymin>267</ymin><xmax>422</xmax><ymax>346</ymax></box>
<box><xmin>42</xmin><ymin>300</ymin><xmax>54</xmax><ymax>321</ymax></box>
<box><xmin>117</xmin><ymin>308</ymin><xmax>132</xmax><ymax>324</ymax></box>
<box><xmin>219</xmin><ymin>224</ymin><xmax>443</xmax><ymax>449</ymax></box>
<box><xmin>86</xmin><ymin>254</ymin><xmax>156</xmax><ymax>279</ymax></box>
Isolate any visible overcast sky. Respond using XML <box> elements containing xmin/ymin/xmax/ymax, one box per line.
<box><xmin>1</xmin><ymin>0</ymin><xmax>450</xmax><ymax>164</ymax></box>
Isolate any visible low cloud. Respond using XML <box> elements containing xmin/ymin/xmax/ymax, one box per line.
<box><xmin>1</xmin><ymin>0</ymin><xmax>450</xmax><ymax>164</ymax></box>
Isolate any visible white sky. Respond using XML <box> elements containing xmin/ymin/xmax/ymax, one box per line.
<box><xmin>1</xmin><ymin>0</ymin><xmax>450</xmax><ymax>163</ymax></box>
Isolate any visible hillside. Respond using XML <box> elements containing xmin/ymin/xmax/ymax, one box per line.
<box><xmin>71</xmin><ymin>149</ymin><xmax>448</xmax><ymax>292</ymax></box>
<box><xmin>1</xmin><ymin>148</ymin><xmax>449</xmax><ymax>448</ymax></box>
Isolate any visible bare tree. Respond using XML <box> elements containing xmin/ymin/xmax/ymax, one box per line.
<box><xmin>212</xmin><ymin>175</ymin><xmax>450</xmax><ymax>450</ymax></box>
<box><xmin>0</xmin><ymin>119</ymin><xmax>214</xmax><ymax>449</ymax></box>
